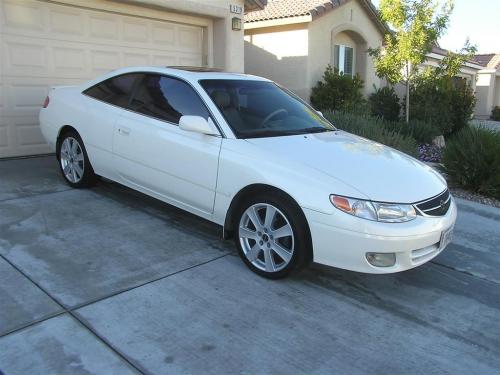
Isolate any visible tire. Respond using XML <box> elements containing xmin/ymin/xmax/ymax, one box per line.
<box><xmin>57</xmin><ymin>130</ymin><xmax>97</xmax><ymax>188</ymax></box>
<box><xmin>234</xmin><ymin>192</ymin><xmax>311</xmax><ymax>279</ymax></box>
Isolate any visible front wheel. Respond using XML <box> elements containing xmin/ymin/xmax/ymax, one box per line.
<box><xmin>235</xmin><ymin>194</ymin><xmax>311</xmax><ymax>279</ymax></box>
<box><xmin>58</xmin><ymin>131</ymin><xmax>97</xmax><ymax>188</ymax></box>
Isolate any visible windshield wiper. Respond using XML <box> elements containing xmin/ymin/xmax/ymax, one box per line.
<box><xmin>295</xmin><ymin>127</ymin><xmax>333</xmax><ymax>134</ymax></box>
<box><xmin>240</xmin><ymin>127</ymin><xmax>333</xmax><ymax>139</ymax></box>
<box><xmin>239</xmin><ymin>130</ymin><xmax>292</xmax><ymax>138</ymax></box>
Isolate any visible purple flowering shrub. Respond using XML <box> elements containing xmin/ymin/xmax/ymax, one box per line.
<box><xmin>418</xmin><ymin>144</ymin><xmax>443</xmax><ymax>163</ymax></box>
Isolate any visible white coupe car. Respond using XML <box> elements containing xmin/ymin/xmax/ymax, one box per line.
<box><xmin>39</xmin><ymin>66</ymin><xmax>456</xmax><ymax>278</ymax></box>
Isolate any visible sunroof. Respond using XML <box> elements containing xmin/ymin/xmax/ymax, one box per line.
<box><xmin>167</xmin><ymin>66</ymin><xmax>224</xmax><ymax>72</ymax></box>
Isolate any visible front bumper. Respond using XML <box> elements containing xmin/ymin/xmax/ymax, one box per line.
<box><xmin>303</xmin><ymin>198</ymin><xmax>457</xmax><ymax>273</ymax></box>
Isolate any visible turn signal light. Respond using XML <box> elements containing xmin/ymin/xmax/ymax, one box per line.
<box><xmin>42</xmin><ymin>96</ymin><xmax>50</xmax><ymax>108</ymax></box>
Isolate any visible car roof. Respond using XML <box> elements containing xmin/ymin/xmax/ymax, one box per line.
<box><xmin>98</xmin><ymin>66</ymin><xmax>270</xmax><ymax>84</ymax></box>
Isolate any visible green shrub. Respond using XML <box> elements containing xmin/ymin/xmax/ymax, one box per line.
<box><xmin>407</xmin><ymin>74</ymin><xmax>476</xmax><ymax>136</ymax></box>
<box><xmin>324</xmin><ymin>111</ymin><xmax>418</xmax><ymax>157</ymax></box>
<box><xmin>450</xmin><ymin>80</ymin><xmax>476</xmax><ymax>134</ymax></box>
<box><xmin>383</xmin><ymin>119</ymin><xmax>440</xmax><ymax>144</ymax></box>
<box><xmin>442</xmin><ymin>126</ymin><xmax>500</xmax><ymax>198</ymax></box>
<box><xmin>369</xmin><ymin>86</ymin><xmax>401</xmax><ymax>121</ymax></box>
<box><xmin>311</xmin><ymin>65</ymin><xmax>365</xmax><ymax>112</ymax></box>
<box><xmin>491</xmin><ymin>106</ymin><xmax>500</xmax><ymax>121</ymax></box>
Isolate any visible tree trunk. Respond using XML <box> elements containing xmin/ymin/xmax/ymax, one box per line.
<box><xmin>406</xmin><ymin>81</ymin><xmax>410</xmax><ymax>123</ymax></box>
<box><xmin>405</xmin><ymin>62</ymin><xmax>411</xmax><ymax>123</ymax></box>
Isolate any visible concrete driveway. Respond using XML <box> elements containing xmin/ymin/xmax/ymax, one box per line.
<box><xmin>1</xmin><ymin>156</ymin><xmax>499</xmax><ymax>374</ymax></box>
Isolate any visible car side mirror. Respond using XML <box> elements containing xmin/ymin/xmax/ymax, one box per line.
<box><xmin>179</xmin><ymin>116</ymin><xmax>219</xmax><ymax>136</ymax></box>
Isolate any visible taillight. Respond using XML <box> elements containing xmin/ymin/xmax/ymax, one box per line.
<box><xmin>43</xmin><ymin>96</ymin><xmax>50</xmax><ymax>108</ymax></box>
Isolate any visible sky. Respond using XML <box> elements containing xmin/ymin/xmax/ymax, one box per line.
<box><xmin>370</xmin><ymin>0</ymin><xmax>500</xmax><ymax>54</ymax></box>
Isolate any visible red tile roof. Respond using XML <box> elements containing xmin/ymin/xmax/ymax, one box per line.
<box><xmin>244</xmin><ymin>0</ymin><xmax>387</xmax><ymax>34</ymax></box>
<box><xmin>472</xmin><ymin>54</ymin><xmax>500</xmax><ymax>69</ymax></box>
<box><xmin>245</xmin><ymin>0</ymin><xmax>334</xmax><ymax>22</ymax></box>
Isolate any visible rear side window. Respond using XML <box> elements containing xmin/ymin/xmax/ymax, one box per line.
<box><xmin>129</xmin><ymin>74</ymin><xmax>209</xmax><ymax>124</ymax></box>
<box><xmin>83</xmin><ymin>73</ymin><xmax>141</xmax><ymax>108</ymax></box>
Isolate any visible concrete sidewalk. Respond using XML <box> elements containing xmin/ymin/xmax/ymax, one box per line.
<box><xmin>1</xmin><ymin>156</ymin><xmax>499</xmax><ymax>374</ymax></box>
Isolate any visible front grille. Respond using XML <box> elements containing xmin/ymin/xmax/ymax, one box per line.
<box><xmin>415</xmin><ymin>189</ymin><xmax>451</xmax><ymax>217</ymax></box>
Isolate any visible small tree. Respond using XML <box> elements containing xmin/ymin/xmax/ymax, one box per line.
<box><xmin>369</xmin><ymin>0</ymin><xmax>453</xmax><ymax>122</ymax></box>
<box><xmin>434</xmin><ymin>39</ymin><xmax>477</xmax><ymax>78</ymax></box>
<box><xmin>406</xmin><ymin>40</ymin><xmax>477</xmax><ymax>136</ymax></box>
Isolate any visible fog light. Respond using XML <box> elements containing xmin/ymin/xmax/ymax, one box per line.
<box><xmin>366</xmin><ymin>252</ymin><xmax>396</xmax><ymax>267</ymax></box>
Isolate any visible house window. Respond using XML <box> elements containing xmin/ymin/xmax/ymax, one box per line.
<box><xmin>333</xmin><ymin>44</ymin><xmax>354</xmax><ymax>77</ymax></box>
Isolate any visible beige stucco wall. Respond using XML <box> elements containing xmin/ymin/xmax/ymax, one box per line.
<box><xmin>244</xmin><ymin>0</ymin><xmax>384</xmax><ymax>102</ymax></box>
<box><xmin>307</xmin><ymin>0</ymin><xmax>384</xmax><ymax>98</ymax></box>
<box><xmin>244</xmin><ymin>24</ymin><xmax>309</xmax><ymax>99</ymax></box>
<box><xmin>474</xmin><ymin>71</ymin><xmax>497</xmax><ymax>118</ymax></box>
<box><xmin>495</xmin><ymin>76</ymin><xmax>500</xmax><ymax>108</ymax></box>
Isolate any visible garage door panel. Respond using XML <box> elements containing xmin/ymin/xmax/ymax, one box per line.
<box><xmin>179</xmin><ymin>26</ymin><xmax>203</xmax><ymax>50</ymax></box>
<box><xmin>123</xmin><ymin>52</ymin><xmax>151</xmax><ymax>67</ymax></box>
<box><xmin>178</xmin><ymin>56</ymin><xmax>204</xmax><ymax>66</ymax></box>
<box><xmin>0</xmin><ymin>84</ymin><xmax>4</xmax><ymax>110</ymax></box>
<box><xmin>0</xmin><ymin>0</ymin><xmax>209</xmax><ymax>158</ymax></box>
<box><xmin>49</xmin><ymin>7</ymin><xmax>85</xmax><ymax>36</ymax></box>
<box><xmin>90</xmin><ymin>50</ymin><xmax>121</xmax><ymax>75</ymax></box>
<box><xmin>0</xmin><ymin>117</ymin><xmax>51</xmax><ymax>157</ymax></box>
<box><xmin>2</xmin><ymin>0</ymin><xmax>44</xmax><ymax>31</ymax></box>
<box><xmin>52</xmin><ymin>46</ymin><xmax>88</xmax><ymax>76</ymax></box>
<box><xmin>152</xmin><ymin>54</ymin><xmax>177</xmax><ymax>66</ymax></box>
<box><xmin>0</xmin><ymin>123</ymin><xmax>8</xmax><ymax>148</ymax></box>
<box><xmin>4</xmin><ymin>40</ymin><xmax>48</xmax><ymax>76</ymax></box>
<box><xmin>11</xmin><ymin>84</ymin><xmax>47</xmax><ymax>115</ymax></box>
<box><xmin>152</xmin><ymin>23</ymin><xmax>176</xmax><ymax>45</ymax></box>
<box><xmin>122</xmin><ymin>19</ymin><xmax>150</xmax><ymax>43</ymax></box>
<box><xmin>88</xmin><ymin>14</ymin><xmax>119</xmax><ymax>40</ymax></box>
<box><xmin>16</xmin><ymin>121</ymin><xmax>46</xmax><ymax>147</ymax></box>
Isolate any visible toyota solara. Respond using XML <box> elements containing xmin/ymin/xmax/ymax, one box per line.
<box><xmin>39</xmin><ymin>66</ymin><xmax>456</xmax><ymax>278</ymax></box>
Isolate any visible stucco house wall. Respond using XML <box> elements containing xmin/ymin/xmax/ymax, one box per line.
<box><xmin>307</xmin><ymin>0</ymin><xmax>384</xmax><ymax>98</ymax></box>
<box><xmin>244</xmin><ymin>0</ymin><xmax>385</xmax><ymax>101</ymax></box>
<box><xmin>472</xmin><ymin>53</ymin><xmax>500</xmax><ymax>118</ymax></box>
<box><xmin>244</xmin><ymin>23</ymin><xmax>309</xmax><ymax>99</ymax></box>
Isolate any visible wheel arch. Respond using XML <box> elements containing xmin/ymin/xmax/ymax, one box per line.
<box><xmin>223</xmin><ymin>184</ymin><xmax>312</xmax><ymax>254</ymax></box>
<box><xmin>55</xmin><ymin>125</ymin><xmax>79</xmax><ymax>159</ymax></box>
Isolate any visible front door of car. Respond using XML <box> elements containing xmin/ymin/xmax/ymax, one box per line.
<box><xmin>112</xmin><ymin>74</ymin><xmax>222</xmax><ymax>215</ymax></box>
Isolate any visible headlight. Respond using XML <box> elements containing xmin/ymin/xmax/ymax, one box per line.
<box><xmin>330</xmin><ymin>195</ymin><xmax>416</xmax><ymax>223</ymax></box>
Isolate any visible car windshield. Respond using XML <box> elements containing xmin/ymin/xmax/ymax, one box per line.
<box><xmin>199</xmin><ymin>79</ymin><xmax>335</xmax><ymax>138</ymax></box>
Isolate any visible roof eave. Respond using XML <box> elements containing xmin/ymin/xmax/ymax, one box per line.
<box><xmin>244</xmin><ymin>15</ymin><xmax>312</xmax><ymax>29</ymax></box>
<box><xmin>244</xmin><ymin>0</ymin><xmax>268</xmax><ymax>12</ymax></box>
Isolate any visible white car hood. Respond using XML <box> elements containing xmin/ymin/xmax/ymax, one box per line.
<box><xmin>245</xmin><ymin>130</ymin><xmax>446</xmax><ymax>203</ymax></box>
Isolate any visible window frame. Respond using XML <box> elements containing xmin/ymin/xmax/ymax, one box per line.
<box><xmin>82</xmin><ymin>72</ymin><xmax>225</xmax><ymax>137</ymax></box>
<box><xmin>333</xmin><ymin>44</ymin><xmax>355</xmax><ymax>77</ymax></box>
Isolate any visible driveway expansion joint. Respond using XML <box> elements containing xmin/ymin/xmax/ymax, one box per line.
<box><xmin>0</xmin><ymin>249</ymin><xmax>230</xmax><ymax>374</ymax></box>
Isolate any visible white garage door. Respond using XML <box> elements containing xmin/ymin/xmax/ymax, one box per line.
<box><xmin>0</xmin><ymin>0</ymin><xmax>209</xmax><ymax>158</ymax></box>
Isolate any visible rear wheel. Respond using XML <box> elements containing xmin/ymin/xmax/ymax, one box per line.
<box><xmin>58</xmin><ymin>131</ymin><xmax>96</xmax><ymax>188</ymax></box>
<box><xmin>235</xmin><ymin>193</ymin><xmax>310</xmax><ymax>278</ymax></box>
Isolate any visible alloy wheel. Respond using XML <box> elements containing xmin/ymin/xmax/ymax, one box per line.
<box><xmin>239</xmin><ymin>203</ymin><xmax>295</xmax><ymax>272</ymax></box>
<box><xmin>60</xmin><ymin>137</ymin><xmax>85</xmax><ymax>183</ymax></box>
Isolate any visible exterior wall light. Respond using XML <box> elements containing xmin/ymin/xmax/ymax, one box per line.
<box><xmin>232</xmin><ymin>17</ymin><xmax>242</xmax><ymax>31</ymax></box>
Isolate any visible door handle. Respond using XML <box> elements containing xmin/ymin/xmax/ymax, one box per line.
<box><xmin>118</xmin><ymin>127</ymin><xmax>131</xmax><ymax>135</ymax></box>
